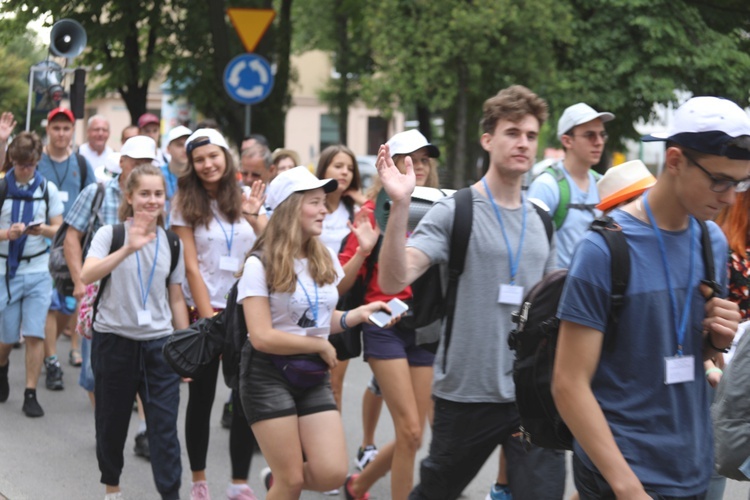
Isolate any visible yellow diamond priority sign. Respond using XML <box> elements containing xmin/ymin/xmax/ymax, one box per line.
<box><xmin>227</xmin><ymin>8</ymin><xmax>276</xmax><ymax>53</ymax></box>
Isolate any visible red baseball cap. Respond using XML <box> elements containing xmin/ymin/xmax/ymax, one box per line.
<box><xmin>138</xmin><ymin>113</ymin><xmax>160</xmax><ymax>128</ymax></box>
<box><xmin>47</xmin><ymin>107</ymin><xmax>75</xmax><ymax>123</ymax></box>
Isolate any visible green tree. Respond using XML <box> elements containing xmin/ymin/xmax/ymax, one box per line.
<box><xmin>293</xmin><ymin>0</ymin><xmax>373</xmax><ymax>146</ymax></box>
<box><xmin>2</xmin><ymin>0</ymin><xmax>294</xmax><ymax>147</ymax></box>
<box><xmin>0</xmin><ymin>21</ymin><xmax>48</xmax><ymax>132</ymax></box>
<box><xmin>361</xmin><ymin>0</ymin><xmax>573</xmax><ymax>188</ymax></box>
<box><xmin>549</xmin><ymin>0</ymin><xmax>750</xmax><ymax>153</ymax></box>
<box><xmin>169</xmin><ymin>0</ymin><xmax>294</xmax><ymax>147</ymax></box>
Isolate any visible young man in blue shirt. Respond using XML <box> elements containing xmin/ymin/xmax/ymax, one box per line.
<box><xmin>553</xmin><ymin>96</ymin><xmax>750</xmax><ymax>499</ymax></box>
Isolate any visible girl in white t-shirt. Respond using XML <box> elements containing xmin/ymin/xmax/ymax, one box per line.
<box><xmin>239</xmin><ymin>167</ymin><xmax>391</xmax><ymax>499</ymax></box>
<box><xmin>170</xmin><ymin>129</ymin><xmax>266</xmax><ymax>500</ymax></box>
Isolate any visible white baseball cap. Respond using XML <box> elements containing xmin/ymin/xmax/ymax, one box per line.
<box><xmin>641</xmin><ymin>96</ymin><xmax>750</xmax><ymax>160</ymax></box>
<box><xmin>386</xmin><ymin>130</ymin><xmax>440</xmax><ymax>158</ymax></box>
<box><xmin>166</xmin><ymin>125</ymin><xmax>193</xmax><ymax>146</ymax></box>
<box><xmin>596</xmin><ymin>160</ymin><xmax>656</xmax><ymax>212</ymax></box>
<box><xmin>120</xmin><ymin>135</ymin><xmax>157</xmax><ymax>160</ymax></box>
<box><xmin>265</xmin><ymin>166</ymin><xmax>338</xmax><ymax>210</ymax></box>
<box><xmin>557</xmin><ymin>103</ymin><xmax>614</xmax><ymax>139</ymax></box>
<box><xmin>185</xmin><ymin>128</ymin><xmax>229</xmax><ymax>154</ymax></box>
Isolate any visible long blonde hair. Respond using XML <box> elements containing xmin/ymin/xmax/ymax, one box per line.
<box><xmin>248</xmin><ymin>192</ymin><xmax>337</xmax><ymax>293</ymax></box>
<box><xmin>118</xmin><ymin>164</ymin><xmax>167</xmax><ymax>227</ymax></box>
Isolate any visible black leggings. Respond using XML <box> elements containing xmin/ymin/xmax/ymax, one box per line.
<box><xmin>185</xmin><ymin>356</ymin><xmax>257</xmax><ymax>479</ymax></box>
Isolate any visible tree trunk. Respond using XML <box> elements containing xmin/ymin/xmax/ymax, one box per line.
<box><xmin>416</xmin><ymin>105</ymin><xmax>431</xmax><ymax>141</ymax></box>
<box><xmin>451</xmin><ymin>60</ymin><xmax>469</xmax><ymax>189</ymax></box>
<box><xmin>335</xmin><ymin>0</ymin><xmax>349</xmax><ymax>144</ymax></box>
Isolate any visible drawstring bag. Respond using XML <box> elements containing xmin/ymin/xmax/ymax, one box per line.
<box><xmin>75</xmin><ymin>282</ymin><xmax>100</xmax><ymax>340</ymax></box>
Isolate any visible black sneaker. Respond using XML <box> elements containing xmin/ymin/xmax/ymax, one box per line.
<box><xmin>134</xmin><ymin>431</ymin><xmax>150</xmax><ymax>460</ymax></box>
<box><xmin>221</xmin><ymin>401</ymin><xmax>233</xmax><ymax>429</ymax></box>
<box><xmin>0</xmin><ymin>361</ymin><xmax>9</xmax><ymax>402</ymax></box>
<box><xmin>22</xmin><ymin>389</ymin><xmax>44</xmax><ymax>417</ymax></box>
<box><xmin>45</xmin><ymin>358</ymin><xmax>64</xmax><ymax>391</ymax></box>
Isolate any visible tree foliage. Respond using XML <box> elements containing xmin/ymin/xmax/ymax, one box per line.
<box><xmin>1</xmin><ymin>0</ymin><xmax>294</xmax><ymax>147</ymax></box>
<box><xmin>0</xmin><ymin>21</ymin><xmax>46</xmax><ymax>132</ymax></box>
<box><xmin>549</xmin><ymin>0</ymin><xmax>750</xmax><ymax>152</ymax></box>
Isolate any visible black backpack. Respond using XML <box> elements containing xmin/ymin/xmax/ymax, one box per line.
<box><xmin>508</xmin><ymin>216</ymin><xmax>716</xmax><ymax>450</ymax></box>
<box><xmin>221</xmin><ymin>267</ymin><xmax>252</xmax><ymax>390</ymax></box>
<box><xmin>49</xmin><ymin>183</ymin><xmax>106</xmax><ymax>296</ymax></box>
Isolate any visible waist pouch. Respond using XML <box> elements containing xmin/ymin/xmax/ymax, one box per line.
<box><xmin>270</xmin><ymin>354</ymin><xmax>329</xmax><ymax>389</ymax></box>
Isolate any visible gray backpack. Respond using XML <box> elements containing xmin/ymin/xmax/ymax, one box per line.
<box><xmin>712</xmin><ymin>326</ymin><xmax>750</xmax><ymax>481</ymax></box>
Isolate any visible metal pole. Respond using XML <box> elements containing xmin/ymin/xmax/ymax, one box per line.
<box><xmin>245</xmin><ymin>105</ymin><xmax>251</xmax><ymax>137</ymax></box>
<box><xmin>25</xmin><ymin>67</ymin><xmax>36</xmax><ymax>132</ymax></box>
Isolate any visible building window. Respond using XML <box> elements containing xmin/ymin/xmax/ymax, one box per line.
<box><xmin>320</xmin><ymin>114</ymin><xmax>340</xmax><ymax>151</ymax></box>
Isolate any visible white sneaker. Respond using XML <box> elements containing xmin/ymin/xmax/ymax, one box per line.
<box><xmin>104</xmin><ymin>493</ymin><xmax>123</xmax><ymax>500</ymax></box>
<box><xmin>323</xmin><ymin>488</ymin><xmax>340</xmax><ymax>495</ymax></box>
<box><xmin>355</xmin><ymin>445</ymin><xmax>378</xmax><ymax>470</ymax></box>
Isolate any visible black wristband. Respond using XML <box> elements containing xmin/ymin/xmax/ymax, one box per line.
<box><xmin>706</xmin><ymin>332</ymin><xmax>730</xmax><ymax>353</ymax></box>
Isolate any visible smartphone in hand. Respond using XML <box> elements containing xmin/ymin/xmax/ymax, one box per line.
<box><xmin>369</xmin><ymin>298</ymin><xmax>410</xmax><ymax>328</ymax></box>
<box><xmin>23</xmin><ymin>221</ymin><xmax>43</xmax><ymax>233</ymax></box>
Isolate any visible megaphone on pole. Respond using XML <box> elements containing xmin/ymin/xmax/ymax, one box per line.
<box><xmin>49</xmin><ymin>19</ymin><xmax>87</xmax><ymax>59</ymax></box>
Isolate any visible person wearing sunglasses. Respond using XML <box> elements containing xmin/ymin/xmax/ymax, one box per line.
<box><xmin>553</xmin><ymin>96</ymin><xmax>750</xmax><ymax>499</ymax></box>
<box><xmin>528</xmin><ymin>102</ymin><xmax>614</xmax><ymax>268</ymax></box>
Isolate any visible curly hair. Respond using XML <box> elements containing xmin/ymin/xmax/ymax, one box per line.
<box><xmin>481</xmin><ymin>85</ymin><xmax>548</xmax><ymax>134</ymax></box>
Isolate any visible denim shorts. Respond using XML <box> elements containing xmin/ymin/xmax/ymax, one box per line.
<box><xmin>239</xmin><ymin>344</ymin><xmax>337</xmax><ymax>425</ymax></box>
<box><xmin>362</xmin><ymin>323</ymin><xmax>435</xmax><ymax>366</ymax></box>
<box><xmin>0</xmin><ymin>272</ymin><xmax>52</xmax><ymax>343</ymax></box>
<box><xmin>49</xmin><ymin>288</ymin><xmax>76</xmax><ymax>315</ymax></box>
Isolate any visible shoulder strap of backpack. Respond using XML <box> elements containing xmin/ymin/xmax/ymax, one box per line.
<box><xmin>81</xmin><ymin>184</ymin><xmax>107</xmax><ymax>255</ymax></box>
<box><xmin>165</xmin><ymin>229</ymin><xmax>181</xmax><ymax>286</ymax></box>
<box><xmin>698</xmin><ymin>219</ymin><xmax>719</xmax><ymax>298</ymax></box>
<box><xmin>545</xmin><ymin>164</ymin><xmax>569</xmax><ymax>229</ymax></box>
<box><xmin>0</xmin><ymin>177</ymin><xmax>7</xmax><ymax>210</ymax></box>
<box><xmin>530</xmin><ymin>200</ymin><xmax>553</xmax><ymax>243</ymax></box>
<box><xmin>75</xmin><ymin>153</ymin><xmax>88</xmax><ymax>191</ymax></box>
<box><xmin>590</xmin><ymin>216</ymin><xmax>630</xmax><ymax>352</ymax></box>
<box><xmin>42</xmin><ymin>179</ymin><xmax>50</xmax><ymax>220</ymax></box>
<box><xmin>92</xmin><ymin>223</ymin><xmax>126</xmax><ymax>325</ymax></box>
<box><xmin>441</xmin><ymin>187</ymin><xmax>473</xmax><ymax>370</ymax></box>
<box><xmin>363</xmin><ymin>235</ymin><xmax>383</xmax><ymax>290</ymax></box>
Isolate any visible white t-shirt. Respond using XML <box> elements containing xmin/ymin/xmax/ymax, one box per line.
<box><xmin>79</xmin><ymin>143</ymin><xmax>113</xmax><ymax>170</ymax></box>
<box><xmin>320</xmin><ymin>202</ymin><xmax>352</xmax><ymax>254</ymax></box>
<box><xmin>0</xmin><ymin>179</ymin><xmax>64</xmax><ymax>275</ymax></box>
<box><xmin>170</xmin><ymin>201</ymin><xmax>258</xmax><ymax>308</ymax></box>
<box><xmin>236</xmin><ymin>247</ymin><xmax>344</xmax><ymax>339</ymax></box>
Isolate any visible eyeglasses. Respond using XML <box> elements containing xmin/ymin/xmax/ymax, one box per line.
<box><xmin>683</xmin><ymin>152</ymin><xmax>750</xmax><ymax>193</ymax></box>
<box><xmin>568</xmin><ymin>131</ymin><xmax>608</xmax><ymax>143</ymax></box>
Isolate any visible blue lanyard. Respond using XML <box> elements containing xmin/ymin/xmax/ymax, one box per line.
<box><xmin>297</xmin><ymin>278</ymin><xmax>319</xmax><ymax>326</ymax></box>
<box><xmin>135</xmin><ymin>231</ymin><xmax>160</xmax><ymax>311</ymax></box>
<box><xmin>482</xmin><ymin>177</ymin><xmax>526</xmax><ymax>285</ymax></box>
<box><xmin>213</xmin><ymin>215</ymin><xmax>234</xmax><ymax>255</ymax></box>
<box><xmin>643</xmin><ymin>193</ymin><xmax>696</xmax><ymax>356</ymax></box>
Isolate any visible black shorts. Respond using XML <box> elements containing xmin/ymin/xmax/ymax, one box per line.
<box><xmin>239</xmin><ymin>343</ymin><xmax>337</xmax><ymax>425</ymax></box>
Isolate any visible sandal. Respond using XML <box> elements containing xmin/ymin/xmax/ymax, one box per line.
<box><xmin>69</xmin><ymin>349</ymin><xmax>82</xmax><ymax>367</ymax></box>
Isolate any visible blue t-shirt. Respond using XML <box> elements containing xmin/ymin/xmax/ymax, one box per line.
<box><xmin>528</xmin><ymin>164</ymin><xmax>600</xmax><ymax>268</ymax></box>
<box><xmin>37</xmin><ymin>152</ymin><xmax>95</xmax><ymax>216</ymax></box>
<box><xmin>557</xmin><ymin>209</ymin><xmax>728</xmax><ymax>496</ymax></box>
<box><xmin>160</xmin><ymin>164</ymin><xmax>178</xmax><ymax>228</ymax></box>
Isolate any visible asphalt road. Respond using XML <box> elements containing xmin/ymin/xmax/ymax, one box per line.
<box><xmin>0</xmin><ymin>337</ymin><xmax>748</xmax><ymax>499</ymax></box>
